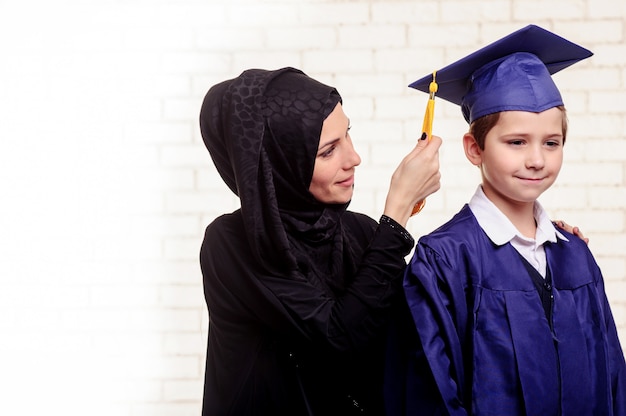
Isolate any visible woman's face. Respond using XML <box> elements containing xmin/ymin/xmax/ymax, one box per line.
<box><xmin>309</xmin><ymin>103</ymin><xmax>361</xmax><ymax>204</ymax></box>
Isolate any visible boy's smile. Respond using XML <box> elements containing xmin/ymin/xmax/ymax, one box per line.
<box><xmin>469</xmin><ymin>107</ymin><xmax>564</xmax><ymax>215</ymax></box>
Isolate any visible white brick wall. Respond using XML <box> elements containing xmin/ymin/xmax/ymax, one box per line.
<box><xmin>0</xmin><ymin>0</ymin><xmax>624</xmax><ymax>414</ymax></box>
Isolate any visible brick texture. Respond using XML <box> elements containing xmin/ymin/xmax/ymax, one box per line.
<box><xmin>1</xmin><ymin>0</ymin><xmax>625</xmax><ymax>414</ymax></box>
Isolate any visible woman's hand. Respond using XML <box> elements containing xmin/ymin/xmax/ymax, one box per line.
<box><xmin>383</xmin><ymin>135</ymin><xmax>442</xmax><ymax>227</ymax></box>
<box><xmin>555</xmin><ymin>220</ymin><xmax>589</xmax><ymax>244</ymax></box>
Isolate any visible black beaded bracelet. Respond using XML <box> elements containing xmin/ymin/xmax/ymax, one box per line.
<box><xmin>380</xmin><ymin>215</ymin><xmax>414</xmax><ymax>243</ymax></box>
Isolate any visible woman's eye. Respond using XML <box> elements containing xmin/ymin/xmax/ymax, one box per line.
<box><xmin>320</xmin><ymin>146</ymin><xmax>336</xmax><ymax>158</ymax></box>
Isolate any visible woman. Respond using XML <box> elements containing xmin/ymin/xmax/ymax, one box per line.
<box><xmin>198</xmin><ymin>67</ymin><xmax>441</xmax><ymax>415</ymax></box>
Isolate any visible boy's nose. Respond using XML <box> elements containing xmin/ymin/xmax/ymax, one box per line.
<box><xmin>526</xmin><ymin>146</ymin><xmax>545</xmax><ymax>169</ymax></box>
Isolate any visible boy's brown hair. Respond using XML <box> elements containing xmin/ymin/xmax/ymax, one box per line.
<box><xmin>468</xmin><ymin>106</ymin><xmax>569</xmax><ymax>150</ymax></box>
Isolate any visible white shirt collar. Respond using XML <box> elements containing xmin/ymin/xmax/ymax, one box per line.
<box><xmin>468</xmin><ymin>185</ymin><xmax>568</xmax><ymax>246</ymax></box>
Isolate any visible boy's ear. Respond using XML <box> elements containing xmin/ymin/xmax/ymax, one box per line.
<box><xmin>463</xmin><ymin>133</ymin><xmax>482</xmax><ymax>166</ymax></box>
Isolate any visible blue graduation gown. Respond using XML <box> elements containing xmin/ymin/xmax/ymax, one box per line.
<box><xmin>399</xmin><ymin>205</ymin><xmax>626</xmax><ymax>415</ymax></box>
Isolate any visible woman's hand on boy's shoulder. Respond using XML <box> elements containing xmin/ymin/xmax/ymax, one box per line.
<box><xmin>555</xmin><ymin>220</ymin><xmax>589</xmax><ymax>244</ymax></box>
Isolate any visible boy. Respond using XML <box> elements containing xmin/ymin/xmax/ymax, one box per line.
<box><xmin>394</xmin><ymin>25</ymin><xmax>626</xmax><ymax>415</ymax></box>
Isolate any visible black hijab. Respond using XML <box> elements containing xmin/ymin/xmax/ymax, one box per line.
<box><xmin>200</xmin><ymin>68</ymin><xmax>353</xmax><ymax>292</ymax></box>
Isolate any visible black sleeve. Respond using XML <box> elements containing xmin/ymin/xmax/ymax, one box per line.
<box><xmin>200</xmin><ymin>212</ymin><xmax>414</xmax><ymax>352</ymax></box>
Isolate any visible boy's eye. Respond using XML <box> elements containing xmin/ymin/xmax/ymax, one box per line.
<box><xmin>509</xmin><ymin>139</ymin><xmax>524</xmax><ymax>146</ymax></box>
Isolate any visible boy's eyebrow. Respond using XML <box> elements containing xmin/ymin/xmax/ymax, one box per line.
<box><xmin>499</xmin><ymin>131</ymin><xmax>563</xmax><ymax>138</ymax></box>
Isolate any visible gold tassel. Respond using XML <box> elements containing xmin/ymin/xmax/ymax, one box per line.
<box><xmin>411</xmin><ymin>72</ymin><xmax>438</xmax><ymax>216</ymax></box>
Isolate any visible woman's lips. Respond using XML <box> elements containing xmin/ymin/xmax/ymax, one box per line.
<box><xmin>337</xmin><ymin>175</ymin><xmax>355</xmax><ymax>187</ymax></box>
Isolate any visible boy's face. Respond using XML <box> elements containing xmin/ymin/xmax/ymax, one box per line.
<box><xmin>468</xmin><ymin>107</ymin><xmax>564</xmax><ymax>212</ymax></box>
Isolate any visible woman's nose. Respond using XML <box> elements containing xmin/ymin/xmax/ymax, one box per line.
<box><xmin>347</xmin><ymin>141</ymin><xmax>361</xmax><ymax>168</ymax></box>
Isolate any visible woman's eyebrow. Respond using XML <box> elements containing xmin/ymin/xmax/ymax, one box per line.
<box><xmin>318</xmin><ymin>137</ymin><xmax>340</xmax><ymax>152</ymax></box>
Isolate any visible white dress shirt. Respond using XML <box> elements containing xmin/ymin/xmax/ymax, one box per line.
<box><xmin>468</xmin><ymin>186</ymin><xmax>568</xmax><ymax>278</ymax></box>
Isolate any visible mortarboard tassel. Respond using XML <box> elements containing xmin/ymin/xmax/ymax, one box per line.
<box><xmin>411</xmin><ymin>71</ymin><xmax>438</xmax><ymax>216</ymax></box>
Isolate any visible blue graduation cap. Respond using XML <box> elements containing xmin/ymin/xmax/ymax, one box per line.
<box><xmin>409</xmin><ymin>25</ymin><xmax>593</xmax><ymax>124</ymax></box>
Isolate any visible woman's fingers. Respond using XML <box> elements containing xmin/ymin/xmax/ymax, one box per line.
<box><xmin>383</xmin><ymin>136</ymin><xmax>442</xmax><ymax>225</ymax></box>
<box><xmin>555</xmin><ymin>220</ymin><xmax>590</xmax><ymax>244</ymax></box>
